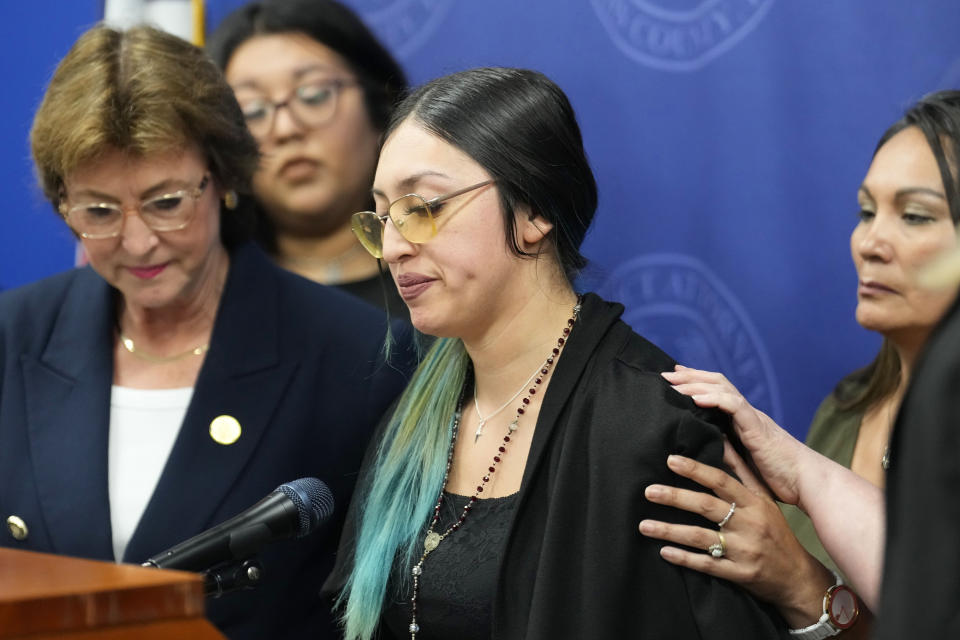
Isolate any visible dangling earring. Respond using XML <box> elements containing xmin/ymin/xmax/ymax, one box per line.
<box><xmin>223</xmin><ymin>190</ymin><xmax>238</xmax><ymax>210</ymax></box>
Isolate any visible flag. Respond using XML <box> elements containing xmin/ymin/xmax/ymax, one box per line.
<box><xmin>102</xmin><ymin>0</ymin><xmax>205</xmax><ymax>46</ymax></box>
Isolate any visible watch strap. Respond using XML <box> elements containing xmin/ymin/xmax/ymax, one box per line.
<box><xmin>787</xmin><ymin>572</ymin><xmax>844</xmax><ymax>639</ymax></box>
<box><xmin>788</xmin><ymin>611</ymin><xmax>841</xmax><ymax>640</ymax></box>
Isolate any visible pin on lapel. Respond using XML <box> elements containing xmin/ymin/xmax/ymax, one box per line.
<box><xmin>6</xmin><ymin>515</ymin><xmax>28</xmax><ymax>540</ymax></box>
<box><xmin>209</xmin><ymin>415</ymin><xmax>242</xmax><ymax>445</ymax></box>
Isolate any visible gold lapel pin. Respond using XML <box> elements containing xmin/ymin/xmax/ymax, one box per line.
<box><xmin>6</xmin><ymin>515</ymin><xmax>28</xmax><ymax>541</ymax></box>
<box><xmin>209</xmin><ymin>415</ymin><xmax>242</xmax><ymax>445</ymax></box>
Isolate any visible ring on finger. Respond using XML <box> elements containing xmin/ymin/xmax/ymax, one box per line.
<box><xmin>716</xmin><ymin>502</ymin><xmax>736</xmax><ymax>528</ymax></box>
<box><xmin>707</xmin><ymin>531</ymin><xmax>726</xmax><ymax>559</ymax></box>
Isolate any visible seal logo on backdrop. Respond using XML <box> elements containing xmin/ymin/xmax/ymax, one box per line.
<box><xmin>590</xmin><ymin>0</ymin><xmax>775</xmax><ymax>72</ymax></box>
<box><xmin>597</xmin><ymin>253</ymin><xmax>782</xmax><ymax>421</ymax></box>
<box><xmin>352</xmin><ymin>0</ymin><xmax>454</xmax><ymax>58</ymax></box>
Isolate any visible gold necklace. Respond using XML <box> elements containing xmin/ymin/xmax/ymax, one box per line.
<box><xmin>119</xmin><ymin>332</ymin><xmax>209</xmax><ymax>364</ymax></box>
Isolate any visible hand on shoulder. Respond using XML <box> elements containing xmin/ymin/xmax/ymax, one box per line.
<box><xmin>661</xmin><ymin>365</ymin><xmax>806</xmax><ymax>505</ymax></box>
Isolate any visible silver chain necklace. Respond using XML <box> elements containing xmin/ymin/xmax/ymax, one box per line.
<box><xmin>472</xmin><ymin>365</ymin><xmax>541</xmax><ymax>443</ymax></box>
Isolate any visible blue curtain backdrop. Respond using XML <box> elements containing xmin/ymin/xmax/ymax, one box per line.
<box><xmin>3</xmin><ymin>1</ymin><xmax>960</xmax><ymax>439</ymax></box>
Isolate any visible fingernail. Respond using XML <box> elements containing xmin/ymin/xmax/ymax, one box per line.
<box><xmin>660</xmin><ymin>546</ymin><xmax>681</xmax><ymax>561</ymax></box>
<box><xmin>638</xmin><ymin>520</ymin><xmax>655</xmax><ymax>535</ymax></box>
<box><xmin>667</xmin><ymin>455</ymin><xmax>692</xmax><ymax>470</ymax></box>
<box><xmin>675</xmin><ymin>364</ymin><xmax>687</xmax><ymax>370</ymax></box>
<box><xmin>645</xmin><ymin>485</ymin><xmax>664</xmax><ymax>499</ymax></box>
<box><xmin>661</xmin><ymin>371</ymin><xmax>676</xmax><ymax>379</ymax></box>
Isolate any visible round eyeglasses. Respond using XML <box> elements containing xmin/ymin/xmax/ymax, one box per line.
<box><xmin>351</xmin><ymin>180</ymin><xmax>494</xmax><ymax>258</ymax></box>
<box><xmin>236</xmin><ymin>79</ymin><xmax>356</xmax><ymax>138</ymax></box>
<box><xmin>59</xmin><ymin>175</ymin><xmax>210</xmax><ymax>240</ymax></box>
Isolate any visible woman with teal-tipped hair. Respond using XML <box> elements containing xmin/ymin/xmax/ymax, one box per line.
<box><xmin>321</xmin><ymin>67</ymin><xmax>788</xmax><ymax>639</ymax></box>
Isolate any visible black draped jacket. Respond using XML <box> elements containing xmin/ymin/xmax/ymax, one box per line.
<box><xmin>325</xmin><ymin>293</ymin><xmax>787</xmax><ymax>639</ymax></box>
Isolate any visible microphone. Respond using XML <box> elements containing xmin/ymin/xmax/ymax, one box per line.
<box><xmin>143</xmin><ymin>477</ymin><xmax>334</xmax><ymax>572</ymax></box>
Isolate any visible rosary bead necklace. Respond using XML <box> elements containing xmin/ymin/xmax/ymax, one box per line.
<box><xmin>407</xmin><ymin>298</ymin><xmax>580</xmax><ymax>638</ymax></box>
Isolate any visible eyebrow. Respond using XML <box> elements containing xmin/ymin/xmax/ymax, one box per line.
<box><xmin>371</xmin><ymin>171</ymin><xmax>453</xmax><ymax>200</ymax></box>
<box><xmin>858</xmin><ymin>185</ymin><xmax>947</xmax><ymax>201</ymax></box>
<box><xmin>70</xmin><ymin>178</ymin><xmax>191</xmax><ymax>203</ymax></box>
<box><xmin>230</xmin><ymin>64</ymin><xmax>341</xmax><ymax>92</ymax></box>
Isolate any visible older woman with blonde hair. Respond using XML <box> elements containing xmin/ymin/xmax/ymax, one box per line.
<box><xmin>0</xmin><ymin>24</ymin><xmax>409</xmax><ymax>640</ymax></box>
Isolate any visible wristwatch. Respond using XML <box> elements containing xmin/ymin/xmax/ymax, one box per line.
<box><xmin>788</xmin><ymin>573</ymin><xmax>860</xmax><ymax>639</ymax></box>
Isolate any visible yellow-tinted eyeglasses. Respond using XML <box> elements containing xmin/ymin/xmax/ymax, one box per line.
<box><xmin>350</xmin><ymin>180</ymin><xmax>494</xmax><ymax>258</ymax></box>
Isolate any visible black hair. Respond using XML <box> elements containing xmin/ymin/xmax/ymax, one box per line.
<box><xmin>207</xmin><ymin>0</ymin><xmax>407</xmax><ymax>133</ymax></box>
<box><xmin>386</xmin><ymin>67</ymin><xmax>597</xmax><ymax>281</ymax></box>
<box><xmin>875</xmin><ymin>90</ymin><xmax>960</xmax><ymax>223</ymax></box>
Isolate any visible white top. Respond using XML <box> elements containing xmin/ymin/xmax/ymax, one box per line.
<box><xmin>108</xmin><ymin>385</ymin><xmax>193</xmax><ymax>563</ymax></box>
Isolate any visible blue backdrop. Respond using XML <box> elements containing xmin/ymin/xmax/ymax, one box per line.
<box><xmin>3</xmin><ymin>1</ymin><xmax>960</xmax><ymax>439</ymax></box>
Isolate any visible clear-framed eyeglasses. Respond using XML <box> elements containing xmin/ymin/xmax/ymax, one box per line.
<box><xmin>236</xmin><ymin>78</ymin><xmax>357</xmax><ymax>138</ymax></box>
<box><xmin>351</xmin><ymin>180</ymin><xmax>494</xmax><ymax>259</ymax></box>
<box><xmin>59</xmin><ymin>175</ymin><xmax>210</xmax><ymax>240</ymax></box>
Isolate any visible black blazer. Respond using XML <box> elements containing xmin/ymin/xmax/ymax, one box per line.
<box><xmin>327</xmin><ymin>294</ymin><xmax>787</xmax><ymax>639</ymax></box>
<box><xmin>0</xmin><ymin>243</ymin><xmax>411</xmax><ymax>639</ymax></box>
<box><xmin>880</xmin><ymin>295</ymin><xmax>960</xmax><ymax>640</ymax></box>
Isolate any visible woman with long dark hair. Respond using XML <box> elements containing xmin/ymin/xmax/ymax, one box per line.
<box><xmin>323</xmin><ymin>67</ymin><xmax>788</xmax><ymax>639</ymax></box>
<box><xmin>640</xmin><ymin>91</ymin><xmax>960</xmax><ymax>639</ymax></box>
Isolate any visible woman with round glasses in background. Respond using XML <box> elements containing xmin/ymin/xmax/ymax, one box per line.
<box><xmin>637</xmin><ymin>91</ymin><xmax>960</xmax><ymax>639</ymax></box>
<box><xmin>0</xmin><ymin>24</ymin><xmax>409</xmax><ymax>640</ymax></box>
<box><xmin>323</xmin><ymin>67</ymin><xmax>788</xmax><ymax>639</ymax></box>
<box><xmin>208</xmin><ymin>0</ymin><xmax>409</xmax><ymax>316</ymax></box>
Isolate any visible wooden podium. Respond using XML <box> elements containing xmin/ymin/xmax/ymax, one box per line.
<box><xmin>0</xmin><ymin>548</ymin><xmax>224</xmax><ymax>639</ymax></box>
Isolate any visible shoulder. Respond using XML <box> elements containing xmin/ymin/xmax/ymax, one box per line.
<box><xmin>574</xmin><ymin>292</ymin><xmax>678</xmax><ymax>374</ymax></box>
<box><xmin>602</xmin><ymin>316</ymin><xmax>728</xmax><ymax>431</ymax></box>
<box><xmin>804</xmin><ymin>391</ymin><xmax>862</xmax><ymax>462</ymax></box>
<box><xmin>562</xmin><ymin>307</ymin><xmax>728</xmax><ymax>468</ymax></box>
<box><xmin>225</xmin><ymin>245</ymin><xmax>416</xmax><ymax>383</ymax></box>
<box><xmin>568</xmin><ymin>293</ymin><xmax>729</xmax><ymax>431</ymax></box>
<box><xmin>243</xmin><ymin>245</ymin><xmax>394</xmax><ymax>332</ymax></box>
<box><xmin>612</xmin><ymin>320</ymin><xmax>679</xmax><ymax>375</ymax></box>
<box><xmin>0</xmin><ymin>268</ymin><xmax>89</xmax><ymax>311</ymax></box>
<box><xmin>0</xmin><ymin>268</ymin><xmax>100</xmax><ymax>337</ymax></box>
<box><xmin>273</xmin><ymin>260</ymin><xmax>416</xmax><ymax>372</ymax></box>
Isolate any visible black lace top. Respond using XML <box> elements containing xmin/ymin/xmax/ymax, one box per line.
<box><xmin>382</xmin><ymin>491</ymin><xmax>518</xmax><ymax>640</ymax></box>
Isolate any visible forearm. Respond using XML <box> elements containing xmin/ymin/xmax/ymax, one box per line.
<box><xmin>794</xmin><ymin>448</ymin><xmax>884</xmax><ymax>609</ymax></box>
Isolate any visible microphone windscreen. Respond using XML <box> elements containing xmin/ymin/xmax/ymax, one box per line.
<box><xmin>276</xmin><ymin>478</ymin><xmax>334</xmax><ymax>537</ymax></box>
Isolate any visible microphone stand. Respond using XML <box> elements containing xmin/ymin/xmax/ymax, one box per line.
<box><xmin>202</xmin><ymin>557</ymin><xmax>264</xmax><ymax>598</ymax></box>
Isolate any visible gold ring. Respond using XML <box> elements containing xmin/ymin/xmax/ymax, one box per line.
<box><xmin>708</xmin><ymin>531</ymin><xmax>726</xmax><ymax>559</ymax></box>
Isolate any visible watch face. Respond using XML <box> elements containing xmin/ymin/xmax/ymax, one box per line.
<box><xmin>828</xmin><ymin>585</ymin><xmax>859</xmax><ymax>629</ymax></box>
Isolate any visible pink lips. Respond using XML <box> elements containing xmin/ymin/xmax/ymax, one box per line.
<box><xmin>858</xmin><ymin>279</ymin><xmax>898</xmax><ymax>296</ymax></box>
<box><xmin>278</xmin><ymin>157</ymin><xmax>318</xmax><ymax>181</ymax></box>
<box><xmin>128</xmin><ymin>264</ymin><xmax>167</xmax><ymax>280</ymax></box>
<box><xmin>395</xmin><ymin>272</ymin><xmax>436</xmax><ymax>300</ymax></box>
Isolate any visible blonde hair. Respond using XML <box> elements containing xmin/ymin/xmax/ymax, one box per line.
<box><xmin>30</xmin><ymin>24</ymin><xmax>259</xmax><ymax>244</ymax></box>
